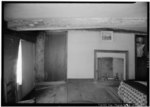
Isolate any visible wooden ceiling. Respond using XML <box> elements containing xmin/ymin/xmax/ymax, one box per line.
<box><xmin>4</xmin><ymin>2</ymin><xmax>147</xmax><ymax>32</ymax></box>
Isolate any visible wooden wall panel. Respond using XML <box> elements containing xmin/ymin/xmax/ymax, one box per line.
<box><xmin>4</xmin><ymin>34</ymin><xmax>19</xmax><ymax>103</ymax></box>
<box><xmin>44</xmin><ymin>31</ymin><xmax>67</xmax><ymax>81</ymax></box>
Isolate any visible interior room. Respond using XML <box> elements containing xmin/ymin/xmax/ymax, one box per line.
<box><xmin>2</xmin><ymin>2</ymin><xmax>149</xmax><ymax>106</ymax></box>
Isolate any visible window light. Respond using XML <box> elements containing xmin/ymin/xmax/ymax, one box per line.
<box><xmin>16</xmin><ymin>40</ymin><xmax>22</xmax><ymax>85</ymax></box>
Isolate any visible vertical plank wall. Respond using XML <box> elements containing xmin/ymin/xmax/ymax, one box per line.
<box><xmin>44</xmin><ymin>31</ymin><xmax>67</xmax><ymax>81</ymax></box>
<box><xmin>4</xmin><ymin>34</ymin><xmax>19</xmax><ymax>103</ymax></box>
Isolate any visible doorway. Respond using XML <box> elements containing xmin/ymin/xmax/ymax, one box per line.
<box><xmin>44</xmin><ymin>31</ymin><xmax>67</xmax><ymax>81</ymax></box>
<box><xmin>16</xmin><ymin>40</ymin><xmax>35</xmax><ymax>101</ymax></box>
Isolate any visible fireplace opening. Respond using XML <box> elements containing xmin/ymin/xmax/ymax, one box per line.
<box><xmin>94</xmin><ymin>50</ymin><xmax>128</xmax><ymax>81</ymax></box>
<box><xmin>98</xmin><ymin>57</ymin><xmax>124</xmax><ymax>81</ymax></box>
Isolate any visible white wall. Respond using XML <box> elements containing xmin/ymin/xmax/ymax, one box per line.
<box><xmin>67</xmin><ymin>30</ymin><xmax>135</xmax><ymax>79</ymax></box>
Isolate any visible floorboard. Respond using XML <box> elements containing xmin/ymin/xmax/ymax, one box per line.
<box><xmin>21</xmin><ymin>80</ymin><xmax>122</xmax><ymax>104</ymax></box>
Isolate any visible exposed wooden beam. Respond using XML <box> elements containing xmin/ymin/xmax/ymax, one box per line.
<box><xmin>6</xmin><ymin>17</ymin><xmax>147</xmax><ymax>33</ymax></box>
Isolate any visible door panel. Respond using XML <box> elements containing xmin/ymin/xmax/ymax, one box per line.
<box><xmin>21</xmin><ymin>40</ymin><xmax>35</xmax><ymax>98</ymax></box>
<box><xmin>45</xmin><ymin>31</ymin><xmax>67</xmax><ymax>81</ymax></box>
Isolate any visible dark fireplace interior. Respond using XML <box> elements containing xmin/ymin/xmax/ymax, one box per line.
<box><xmin>97</xmin><ymin>57</ymin><xmax>124</xmax><ymax>81</ymax></box>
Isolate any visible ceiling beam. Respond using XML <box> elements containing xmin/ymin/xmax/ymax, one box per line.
<box><xmin>7</xmin><ymin>17</ymin><xmax>147</xmax><ymax>33</ymax></box>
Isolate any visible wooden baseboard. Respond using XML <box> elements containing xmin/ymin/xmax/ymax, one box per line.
<box><xmin>36</xmin><ymin>81</ymin><xmax>66</xmax><ymax>86</ymax></box>
<box><xmin>67</xmin><ymin>79</ymin><xmax>95</xmax><ymax>82</ymax></box>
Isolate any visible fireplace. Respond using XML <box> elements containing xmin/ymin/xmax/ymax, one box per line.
<box><xmin>94</xmin><ymin>50</ymin><xmax>128</xmax><ymax>81</ymax></box>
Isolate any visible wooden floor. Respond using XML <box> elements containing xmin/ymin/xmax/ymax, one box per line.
<box><xmin>22</xmin><ymin>80</ymin><xmax>122</xmax><ymax>104</ymax></box>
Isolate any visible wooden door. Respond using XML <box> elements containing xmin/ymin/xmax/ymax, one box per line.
<box><xmin>44</xmin><ymin>31</ymin><xmax>67</xmax><ymax>81</ymax></box>
<box><xmin>21</xmin><ymin>40</ymin><xmax>35</xmax><ymax>98</ymax></box>
<box><xmin>136</xmin><ymin>58</ymin><xmax>147</xmax><ymax>80</ymax></box>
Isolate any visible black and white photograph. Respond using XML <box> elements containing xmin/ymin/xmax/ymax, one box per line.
<box><xmin>2</xmin><ymin>1</ymin><xmax>149</xmax><ymax>106</ymax></box>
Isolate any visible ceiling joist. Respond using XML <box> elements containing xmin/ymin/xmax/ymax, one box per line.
<box><xmin>7</xmin><ymin>17</ymin><xmax>147</xmax><ymax>33</ymax></box>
